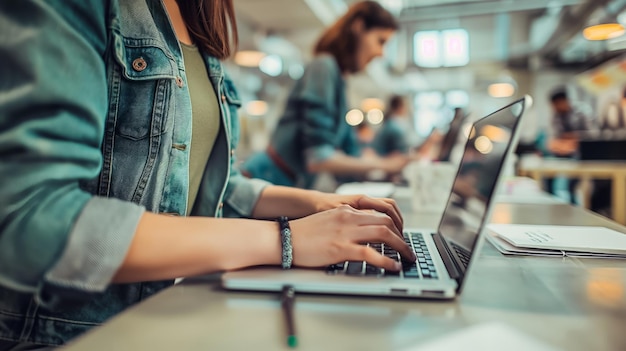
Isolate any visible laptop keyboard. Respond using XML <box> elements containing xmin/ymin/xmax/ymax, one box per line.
<box><xmin>326</xmin><ymin>232</ymin><xmax>439</xmax><ymax>279</ymax></box>
<box><xmin>451</xmin><ymin>242</ymin><xmax>471</xmax><ymax>269</ymax></box>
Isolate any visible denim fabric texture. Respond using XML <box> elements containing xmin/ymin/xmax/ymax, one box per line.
<box><xmin>241</xmin><ymin>54</ymin><xmax>361</xmax><ymax>188</ymax></box>
<box><xmin>0</xmin><ymin>0</ymin><xmax>268</xmax><ymax>346</ymax></box>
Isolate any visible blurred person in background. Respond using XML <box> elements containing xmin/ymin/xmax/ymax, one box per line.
<box><xmin>371</xmin><ymin>95</ymin><xmax>412</xmax><ymax>157</ymax></box>
<box><xmin>241</xmin><ymin>1</ymin><xmax>409</xmax><ymax>189</ymax></box>
<box><xmin>0</xmin><ymin>1</ymin><xmax>415</xmax><ymax>348</ymax></box>
<box><xmin>543</xmin><ymin>88</ymin><xmax>591</xmax><ymax>204</ymax></box>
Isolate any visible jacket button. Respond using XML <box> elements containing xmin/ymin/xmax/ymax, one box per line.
<box><xmin>230</xmin><ymin>149</ymin><xmax>235</xmax><ymax>156</ymax></box>
<box><xmin>175</xmin><ymin>76</ymin><xmax>184</xmax><ymax>88</ymax></box>
<box><xmin>219</xmin><ymin>202</ymin><xmax>224</xmax><ymax>209</ymax></box>
<box><xmin>132</xmin><ymin>57</ymin><xmax>147</xmax><ymax>72</ymax></box>
<box><xmin>221</xmin><ymin>94</ymin><xmax>226</xmax><ymax>102</ymax></box>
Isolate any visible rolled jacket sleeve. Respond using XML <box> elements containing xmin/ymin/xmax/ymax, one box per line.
<box><xmin>223</xmin><ymin>170</ymin><xmax>270</xmax><ymax>218</ymax></box>
<box><xmin>0</xmin><ymin>0</ymin><xmax>143</xmax><ymax>304</ymax></box>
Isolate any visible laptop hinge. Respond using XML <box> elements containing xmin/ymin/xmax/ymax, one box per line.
<box><xmin>432</xmin><ymin>233</ymin><xmax>461</xmax><ymax>280</ymax></box>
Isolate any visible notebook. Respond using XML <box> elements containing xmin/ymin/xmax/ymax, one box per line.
<box><xmin>487</xmin><ymin>224</ymin><xmax>626</xmax><ymax>258</ymax></box>
<box><xmin>221</xmin><ymin>96</ymin><xmax>530</xmax><ymax>299</ymax></box>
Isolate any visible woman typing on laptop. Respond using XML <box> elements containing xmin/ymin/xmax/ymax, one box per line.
<box><xmin>0</xmin><ymin>1</ymin><xmax>415</xmax><ymax>349</ymax></box>
<box><xmin>241</xmin><ymin>1</ymin><xmax>409</xmax><ymax>188</ymax></box>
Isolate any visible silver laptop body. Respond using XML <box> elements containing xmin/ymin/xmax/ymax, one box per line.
<box><xmin>222</xmin><ymin>96</ymin><xmax>529</xmax><ymax>299</ymax></box>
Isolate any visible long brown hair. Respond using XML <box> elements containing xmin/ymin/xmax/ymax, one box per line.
<box><xmin>314</xmin><ymin>1</ymin><xmax>397</xmax><ymax>73</ymax></box>
<box><xmin>177</xmin><ymin>0</ymin><xmax>238</xmax><ymax>59</ymax></box>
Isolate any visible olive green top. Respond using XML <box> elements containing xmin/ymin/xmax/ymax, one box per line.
<box><xmin>181</xmin><ymin>43</ymin><xmax>220</xmax><ymax>211</ymax></box>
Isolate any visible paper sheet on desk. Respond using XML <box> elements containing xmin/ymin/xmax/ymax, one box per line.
<box><xmin>486</xmin><ymin>227</ymin><xmax>626</xmax><ymax>259</ymax></box>
<box><xmin>404</xmin><ymin>323</ymin><xmax>560</xmax><ymax>351</ymax></box>
<box><xmin>487</xmin><ymin>224</ymin><xmax>626</xmax><ymax>255</ymax></box>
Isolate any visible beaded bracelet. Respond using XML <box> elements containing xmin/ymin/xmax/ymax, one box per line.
<box><xmin>278</xmin><ymin>216</ymin><xmax>293</xmax><ymax>269</ymax></box>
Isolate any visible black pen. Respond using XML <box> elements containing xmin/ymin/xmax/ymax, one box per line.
<box><xmin>281</xmin><ymin>285</ymin><xmax>297</xmax><ymax>348</ymax></box>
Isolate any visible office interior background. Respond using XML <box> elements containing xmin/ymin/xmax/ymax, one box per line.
<box><xmin>227</xmin><ymin>0</ymin><xmax>626</xmax><ymax>154</ymax></box>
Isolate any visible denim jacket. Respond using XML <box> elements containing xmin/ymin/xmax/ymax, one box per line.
<box><xmin>241</xmin><ymin>54</ymin><xmax>361</xmax><ymax>188</ymax></box>
<box><xmin>0</xmin><ymin>0</ymin><xmax>267</xmax><ymax>346</ymax></box>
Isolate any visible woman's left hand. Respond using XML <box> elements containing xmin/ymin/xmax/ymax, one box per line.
<box><xmin>313</xmin><ymin>193</ymin><xmax>403</xmax><ymax>234</ymax></box>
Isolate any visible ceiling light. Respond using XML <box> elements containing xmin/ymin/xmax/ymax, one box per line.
<box><xmin>345</xmin><ymin>109</ymin><xmax>364</xmax><ymax>126</ymax></box>
<box><xmin>583</xmin><ymin>23</ymin><xmax>625</xmax><ymax>41</ymax></box>
<box><xmin>245</xmin><ymin>100</ymin><xmax>268</xmax><ymax>116</ymax></box>
<box><xmin>488</xmin><ymin>83</ymin><xmax>515</xmax><ymax>98</ymax></box>
<box><xmin>234</xmin><ymin>51</ymin><xmax>266</xmax><ymax>67</ymax></box>
<box><xmin>474</xmin><ymin>136</ymin><xmax>493</xmax><ymax>154</ymax></box>
<box><xmin>288</xmin><ymin>64</ymin><xmax>304</xmax><ymax>80</ymax></box>
<box><xmin>366</xmin><ymin>109</ymin><xmax>385</xmax><ymax>125</ymax></box>
<box><xmin>259</xmin><ymin>55</ymin><xmax>283</xmax><ymax>76</ymax></box>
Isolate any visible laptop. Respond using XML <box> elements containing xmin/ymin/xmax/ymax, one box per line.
<box><xmin>436</xmin><ymin>110</ymin><xmax>468</xmax><ymax>162</ymax></box>
<box><xmin>222</xmin><ymin>96</ymin><xmax>530</xmax><ymax>299</ymax></box>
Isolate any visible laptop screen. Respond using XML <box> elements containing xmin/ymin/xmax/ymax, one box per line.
<box><xmin>437</xmin><ymin>98</ymin><xmax>526</xmax><ymax>278</ymax></box>
<box><xmin>437</xmin><ymin>110</ymin><xmax>467</xmax><ymax>162</ymax></box>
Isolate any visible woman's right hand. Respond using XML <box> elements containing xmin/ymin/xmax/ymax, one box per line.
<box><xmin>289</xmin><ymin>205</ymin><xmax>416</xmax><ymax>271</ymax></box>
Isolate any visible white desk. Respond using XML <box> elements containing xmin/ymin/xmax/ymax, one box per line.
<box><xmin>64</xmin><ymin>201</ymin><xmax>626</xmax><ymax>350</ymax></box>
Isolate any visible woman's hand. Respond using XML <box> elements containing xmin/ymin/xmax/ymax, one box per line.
<box><xmin>313</xmin><ymin>192</ymin><xmax>404</xmax><ymax>234</ymax></box>
<box><xmin>253</xmin><ymin>186</ymin><xmax>403</xmax><ymax>228</ymax></box>
<box><xmin>290</xmin><ymin>205</ymin><xmax>416</xmax><ymax>271</ymax></box>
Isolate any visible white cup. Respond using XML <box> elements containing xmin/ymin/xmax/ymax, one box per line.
<box><xmin>403</xmin><ymin>161</ymin><xmax>457</xmax><ymax>212</ymax></box>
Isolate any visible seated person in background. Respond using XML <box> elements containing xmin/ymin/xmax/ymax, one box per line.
<box><xmin>371</xmin><ymin>95</ymin><xmax>412</xmax><ymax>156</ymax></box>
<box><xmin>545</xmin><ymin>89</ymin><xmax>591</xmax><ymax>204</ymax></box>
<box><xmin>371</xmin><ymin>95</ymin><xmax>441</xmax><ymax>160</ymax></box>
<box><xmin>241</xmin><ymin>2</ymin><xmax>408</xmax><ymax>189</ymax></box>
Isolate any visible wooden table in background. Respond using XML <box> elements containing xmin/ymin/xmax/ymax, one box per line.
<box><xmin>518</xmin><ymin>159</ymin><xmax>626</xmax><ymax>225</ymax></box>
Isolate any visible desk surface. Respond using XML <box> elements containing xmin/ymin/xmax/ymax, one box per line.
<box><xmin>64</xmin><ymin>202</ymin><xmax>626</xmax><ymax>351</ymax></box>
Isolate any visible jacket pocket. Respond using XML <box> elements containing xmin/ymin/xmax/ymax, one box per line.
<box><xmin>112</xmin><ymin>35</ymin><xmax>177</xmax><ymax>140</ymax></box>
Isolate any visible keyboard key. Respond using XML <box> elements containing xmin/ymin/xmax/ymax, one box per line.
<box><xmin>346</xmin><ymin>261</ymin><xmax>363</xmax><ymax>275</ymax></box>
<box><xmin>404</xmin><ymin>270</ymin><xmax>419</xmax><ymax>278</ymax></box>
<box><xmin>385</xmin><ymin>270</ymin><xmax>400</xmax><ymax>277</ymax></box>
<box><xmin>326</xmin><ymin>262</ymin><xmax>346</xmax><ymax>273</ymax></box>
<box><xmin>402</xmin><ymin>261</ymin><xmax>415</xmax><ymax>270</ymax></box>
<box><xmin>365</xmin><ymin>264</ymin><xmax>381</xmax><ymax>276</ymax></box>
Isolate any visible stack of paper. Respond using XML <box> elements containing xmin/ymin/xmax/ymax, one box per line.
<box><xmin>486</xmin><ymin>224</ymin><xmax>626</xmax><ymax>258</ymax></box>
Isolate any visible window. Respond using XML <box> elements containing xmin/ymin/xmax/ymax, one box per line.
<box><xmin>413</xmin><ymin>29</ymin><xmax>469</xmax><ymax>68</ymax></box>
<box><xmin>442</xmin><ymin>29</ymin><xmax>469</xmax><ymax>67</ymax></box>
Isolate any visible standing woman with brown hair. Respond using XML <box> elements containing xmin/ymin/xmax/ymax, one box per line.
<box><xmin>242</xmin><ymin>1</ymin><xmax>410</xmax><ymax>189</ymax></box>
<box><xmin>0</xmin><ymin>1</ymin><xmax>416</xmax><ymax>348</ymax></box>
